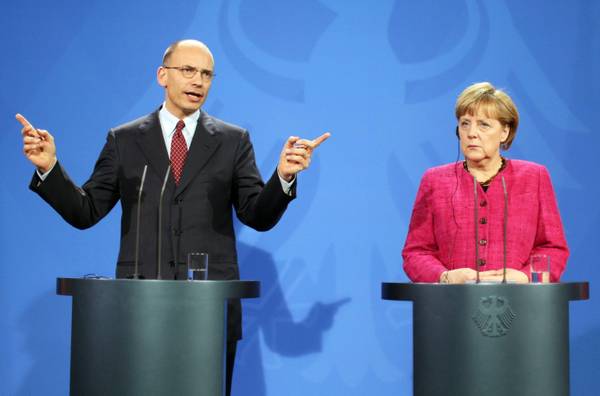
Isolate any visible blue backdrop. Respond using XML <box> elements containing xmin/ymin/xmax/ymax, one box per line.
<box><xmin>1</xmin><ymin>1</ymin><xmax>598</xmax><ymax>395</ymax></box>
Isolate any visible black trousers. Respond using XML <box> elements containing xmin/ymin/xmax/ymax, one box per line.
<box><xmin>226</xmin><ymin>341</ymin><xmax>237</xmax><ymax>396</ymax></box>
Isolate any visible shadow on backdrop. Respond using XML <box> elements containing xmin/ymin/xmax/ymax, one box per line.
<box><xmin>234</xmin><ymin>240</ymin><xmax>350</xmax><ymax>395</ymax></box>
<box><xmin>229</xmin><ymin>129</ymin><xmax>348</xmax><ymax>394</ymax></box>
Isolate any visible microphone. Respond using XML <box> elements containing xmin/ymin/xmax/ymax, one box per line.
<box><xmin>156</xmin><ymin>165</ymin><xmax>171</xmax><ymax>280</ymax></box>
<box><xmin>473</xmin><ymin>175</ymin><xmax>480</xmax><ymax>283</ymax></box>
<box><xmin>501</xmin><ymin>175</ymin><xmax>508</xmax><ymax>283</ymax></box>
<box><xmin>130</xmin><ymin>165</ymin><xmax>148</xmax><ymax>279</ymax></box>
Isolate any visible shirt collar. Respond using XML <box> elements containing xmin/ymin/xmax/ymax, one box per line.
<box><xmin>159</xmin><ymin>103</ymin><xmax>201</xmax><ymax>138</ymax></box>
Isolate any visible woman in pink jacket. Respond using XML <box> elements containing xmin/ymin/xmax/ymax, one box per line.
<box><xmin>402</xmin><ymin>82</ymin><xmax>569</xmax><ymax>284</ymax></box>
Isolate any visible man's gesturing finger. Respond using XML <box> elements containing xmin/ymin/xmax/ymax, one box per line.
<box><xmin>311</xmin><ymin>132</ymin><xmax>331</xmax><ymax>148</ymax></box>
<box><xmin>16</xmin><ymin>113</ymin><xmax>41</xmax><ymax>139</ymax></box>
<box><xmin>16</xmin><ymin>113</ymin><xmax>36</xmax><ymax>132</ymax></box>
<box><xmin>293</xmin><ymin>132</ymin><xmax>331</xmax><ymax>150</ymax></box>
<box><xmin>15</xmin><ymin>113</ymin><xmax>34</xmax><ymax>128</ymax></box>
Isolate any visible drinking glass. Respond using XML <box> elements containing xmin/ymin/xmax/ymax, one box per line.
<box><xmin>187</xmin><ymin>252</ymin><xmax>208</xmax><ymax>280</ymax></box>
<box><xmin>530</xmin><ymin>254</ymin><xmax>550</xmax><ymax>283</ymax></box>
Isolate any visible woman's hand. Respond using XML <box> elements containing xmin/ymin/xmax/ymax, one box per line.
<box><xmin>439</xmin><ymin>268</ymin><xmax>529</xmax><ymax>284</ymax></box>
<box><xmin>479</xmin><ymin>268</ymin><xmax>529</xmax><ymax>283</ymax></box>
<box><xmin>440</xmin><ymin>268</ymin><xmax>478</xmax><ymax>284</ymax></box>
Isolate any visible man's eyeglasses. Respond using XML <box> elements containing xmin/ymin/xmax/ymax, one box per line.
<box><xmin>162</xmin><ymin>65</ymin><xmax>215</xmax><ymax>81</ymax></box>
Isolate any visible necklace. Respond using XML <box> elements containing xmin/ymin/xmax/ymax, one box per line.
<box><xmin>463</xmin><ymin>157</ymin><xmax>507</xmax><ymax>187</ymax></box>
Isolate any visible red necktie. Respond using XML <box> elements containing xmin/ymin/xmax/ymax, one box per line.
<box><xmin>170</xmin><ymin>120</ymin><xmax>188</xmax><ymax>185</ymax></box>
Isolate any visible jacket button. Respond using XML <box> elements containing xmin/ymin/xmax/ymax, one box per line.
<box><xmin>477</xmin><ymin>258</ymin><xmax>486</xmax><ymax>266</ymax></box>
<box><xmin>480</xmin><ymin>200</ymin><xmax>487</xmax><ymax>207</ymax></box>
<box><xmin>479</xmin><ymin>239</ymin><xmax>487</xmax><ymax>246</ymax></box>
<box><xmin>479</xmin><ymin>217</ymin><xmax>487</xmax><ymax>224</ymax></box>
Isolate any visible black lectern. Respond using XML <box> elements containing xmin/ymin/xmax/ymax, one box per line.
<box><xmin>381</xmin><ymin>282</ymin><xmax>589</xmax><ymax>396</ymax></box>
<box><xmin>57</xmin><ymin>278</ymin><xmax>260</xmax><ymax>396</ymax></box>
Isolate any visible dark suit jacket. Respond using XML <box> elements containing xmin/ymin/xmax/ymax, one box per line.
<box><xmin>30</xmin><ymin>108</ymin><xmax>295</xmax><ymax>339</ymax></box>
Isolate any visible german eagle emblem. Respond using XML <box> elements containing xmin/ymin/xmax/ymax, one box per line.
<box><xmin>472</xmin><ymin>295</ymin><xmax>516</xmax><ymax>337</ymax></box>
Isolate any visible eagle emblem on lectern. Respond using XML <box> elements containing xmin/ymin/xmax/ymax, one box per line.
<box><xmin>472</xmin><ymin>295</ymin><xmax>516</xmax><ymax>337</ymax></box>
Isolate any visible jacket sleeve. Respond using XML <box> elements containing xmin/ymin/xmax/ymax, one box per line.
<box><xmin>402</xmin><ymin>170</ymin><xmax>448</xmax><ymax>282</ymax></box>
<box><xmin>531</xmin><ymin>166</ymin><xmax>569</xmax><ymax>281</ymax></box>
<box><xmin>231</xmin><ymin>131</ymin><xmax>295</xmax><ymax>231</ymax></box>
<box><xmin>29</xmin><ymin>132</ymin><xmax>121</xmax><ymax>230</ymax></box>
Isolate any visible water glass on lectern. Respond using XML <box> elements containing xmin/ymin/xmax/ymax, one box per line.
<box><xmin>530</xmin><ymin>254</ymin><xmax>550</xmax><ymax>283</ymax></box>
<box><xmin>187</xmin><ymin>252</ymin><xmax>208</xmax><ymax>280</ymax></box>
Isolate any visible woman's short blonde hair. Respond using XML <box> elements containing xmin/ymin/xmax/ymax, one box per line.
<box><xmin>455</xmin><ymin>82</ymin><xmax>519</xmax><ymax>150</ymax></box>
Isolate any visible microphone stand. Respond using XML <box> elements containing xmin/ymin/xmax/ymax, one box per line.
<box><xmin>131</xmin><ymin>165</ymin><xmax>148</xmax><ymax>279</ymax></box>
<box><xmin>157</xmin><ymin>165</ymin><xmax>171</xmax><ymax>280</ymax></box>
<box><xmin>501</xmin><ymin>176</ymin><xmax>508</xmax><ymax>284</ymax></box>
<box><xmin>474</xmin><ymin>175</ymin><xmax>480</xmax><ymax>283</ymax></box>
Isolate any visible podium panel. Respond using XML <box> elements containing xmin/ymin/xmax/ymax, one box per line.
<box><xmin>57</xmin><ymin>278</ymin><xmax>260</xmax><ymax>396</ymax></box>
<box><xmin>382</xmin><ymin>282</ymin><xmax>589</xmax><ymax>396</ymax></box>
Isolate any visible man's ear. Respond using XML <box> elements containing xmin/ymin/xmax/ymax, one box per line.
<box><xmin>157</xmin><ymin>66</ymin><xmax>167</xmax><ymax>88</ymax></box>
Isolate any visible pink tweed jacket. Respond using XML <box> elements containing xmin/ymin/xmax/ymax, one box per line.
<box><xmin>402</xmin><ymin>159</ymin><xmax>569</xmax><ymax>283</ymax></box>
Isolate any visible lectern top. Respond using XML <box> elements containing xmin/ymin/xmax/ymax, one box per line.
<box><xmin>57</xmin><ymin>277</ymin><xmax>260</xmax><ymax>300</ymax></box>
<box><xmin>381</xmin><ymin>281</ymin><xmax>589</xmax><ymax>302</ymax></box>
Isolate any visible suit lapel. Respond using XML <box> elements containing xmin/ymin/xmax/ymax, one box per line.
<box><xmin>136</xmin><ymin>110</ymin><xmax>171</xmax><ymax>181</ymax></box>
<box><xmin>174</xmin><ymin>111</ymin><xmax>221</xmax><ymax>196</ymax></box>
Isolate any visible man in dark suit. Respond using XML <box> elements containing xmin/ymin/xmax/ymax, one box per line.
<box><xmin>17</xmin><ymin>39</ymin><xmax>329</xmax><ymax>395</ymax></box>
